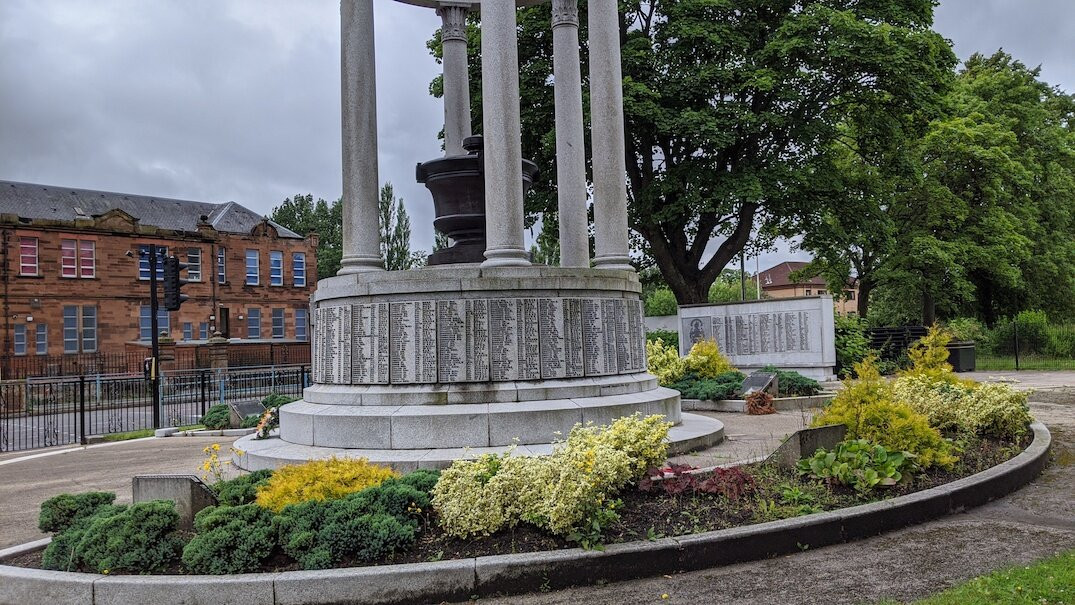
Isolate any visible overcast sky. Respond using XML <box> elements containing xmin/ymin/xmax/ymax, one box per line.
<box><xmin>1</xmin><ymin>0</ymin><xmax>1072</xmax><ymax>268</ymax></box>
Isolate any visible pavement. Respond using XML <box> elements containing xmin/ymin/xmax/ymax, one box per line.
<box><xmin>0</xmin><ymin>371</ymin><xmax>1071</xmax><ymax>604</ymax></box>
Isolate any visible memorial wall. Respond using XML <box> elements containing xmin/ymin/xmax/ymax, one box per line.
<box><xmin>313</xmin><ymin>297</ymin><xmax>647</xmax><ymax>385</ymax></box>
<box><xmin>678</xmin><ymin>296</ymin><xmax>837</xmax><ymax>379</ymax></box>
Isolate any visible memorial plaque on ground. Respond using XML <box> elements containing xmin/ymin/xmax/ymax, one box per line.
<box><xmin>229</xmin><ymin>401</ymin><xmax>266</xmax><ymax>428</ymax></box>
<box><xmin>678</xmin><ymin>296</ymin><xmax>837</xmax><ymax>380</ymax></box>
<box><xmin>740</xmin><ymin>371</ymin><xmax>778</xmax><ymax>397</ymax></box>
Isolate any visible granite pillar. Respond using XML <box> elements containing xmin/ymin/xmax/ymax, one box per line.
<box><xmin>551</xmin><ymin>0</ymin><xmax>590</xmax><ymax>268</ymax></box>
<box><xmin>439</xmin><ymin>4</ymin><xmax>472</xmax><ymax>157</ymax></box>
<box><xmin>480</xmin><ymin>1</ymin><xmax>530</xmax><ymax>267</ymax></box>
<box><xmin>587</xmin><ymin>0</ymin><xmax>633</xmax><ymax>271</ymax></box>
<box><xmin>339</xmin><ymin>0</ymin><xmax>385</xmax><ymax>274</ymax></box>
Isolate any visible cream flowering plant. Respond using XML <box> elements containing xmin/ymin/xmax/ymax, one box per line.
<box><xmin>432</xmin><ymin>413</ymin><xmax>672</xmax><ymax>548</ymax></box>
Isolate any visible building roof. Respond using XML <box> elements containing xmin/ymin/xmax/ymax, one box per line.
<box><xmin>757</xmin><ymin>261</ymin><xmax>828</xmax><ymax>289</ymax></box>
<box><xmin>0</xmin><ymin>180</ymin><xmax>302</xmax><ymax>239</ymax></box>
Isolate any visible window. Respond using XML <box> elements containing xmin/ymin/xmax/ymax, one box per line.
<box><xmin>846</xmin><ymin>290</ymin><xmax>856</xmax><ymax>300</ymax></box>
<box><xmin>81</xmin><ymin>307</ymin><xmax>97</xmax><ymax>353</ymax></box>
<box><xmin>186</xmin><ymin>248</ymin><xmax>202</xmax><ymax>282</ymax></box>
<box><xmin>295</xmin><ymin>309</ymin><xmax>308</xmax><ymax>341</ymax></box>
<box><xmin>19</xmin><ymin>237</ymin><xmax>38</xmax><ymax>276</ymax></box>
<box><xmin>139</xmin><ymin>306</ymin><xmax>171</xmax><ymax>341</ymax></box>
<box><xmin>13</xmin><ymin>325</ymin><xmax>26</xmax><ymax>356</ymax></box>
<box><xmin>138</xmin><ymin>244</ymin><xmax>167</xmax><ymax>280</ymax></box>
<box><xmin>818</xmin><ymin>289</ymin><xmax>827</xmax><ymax>295</ymax></box>
<box><xmin>60</xmin><ymin>307</ymin><xmax>99</xmax><ymax>353</ymax></box>
<box><xmin>805</xmin><ymin>289</ymin><xmax>812</xmax><ymax>296</ymax></box>
<box><xmin>217</xmin><ymin>247</ymin><xmax>227</xmax><ymax>284</ymax></box>
<box><xmin>61</xmin><ymin>240</ymin><xmax>95</xmax><ymax>278</ymax></box>
<box><xmin>271</xmin><ymin>308</ymin><xmax>285</xmax><ymax>338</ymax></box>
<box><xmin>269</xmin><ymin>251</ymin><xmax>283</xmax><ymax>286</ymax></box>
<box><xmin>293</xmin><ymin>252</ymin><xmax>307</xmax><ymax>287</ymax></box>
<box><xmin>63</xmin><ymin>307</ymin><xmax>79</xmax><ymax>353</ymax></box>
<box><xmin>245</xmin><ymin>250</ymin><xmax>259</xmax><ymax>285</ymax></box>
<box><xmin>35</xmin><ymin>324</ymin><xmax>47</xmax><ymax>355</ymax></box>
<box><xmin>183</xmin><ymin>322</ymin><xmax>194</xmax><ymax>340</ymax></box>
<box><xmin>247</xmin><ymin>308</ymin><xmax>261</xmax><ymax>339</ymax></box>
<box><xmin>199</xmin><ymin>322</ymin><xmax>209</xmax><ymax>340</ymax></box>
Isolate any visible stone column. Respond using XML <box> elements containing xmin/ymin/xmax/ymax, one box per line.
<box><xmin>551</xmin><ymin>0</ymin><xmax>590</xmax><ymax>268</ymax></box>
<box><xmin>587</xmin><ymin>0</ymin><xmax>633</xmax><ymax>270</ymax></box>
<box><xmin>480</xmin><ymin>1</ymin><xmax>530</xmax><ymax>267</ymax></box>
<box><xmin>339</xmin><ymin>0</ymin><xmax>384</xmax><ymax>274</ymax></box>
<box><xmin>439</xmin><ymin>4</ymin><xmax>472</xmax><ymax>157</ymax></box>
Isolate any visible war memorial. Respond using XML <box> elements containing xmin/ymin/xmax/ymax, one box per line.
<box><xmin>235</xmin><ymin>0</ymin><xmax>725</xmax><ymax>471</ymax></box>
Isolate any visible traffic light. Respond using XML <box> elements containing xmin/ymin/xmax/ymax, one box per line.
<box><xmin>163</xmin><ymin>255</ymin><xmax>189</xmax><ymax>311</ymax></box>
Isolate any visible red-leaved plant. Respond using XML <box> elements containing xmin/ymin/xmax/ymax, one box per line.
<box><xmin>745</xmin><ymin>391</ymin><xmax>776</xmax><ymax>415</ymax></box>
<box><xmin>639</xmin><ymin>465</ymin><xmax>756</xmax><ymax>500</ymax></box>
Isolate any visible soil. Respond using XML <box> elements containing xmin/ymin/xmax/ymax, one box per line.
<box><xmin>4</xmin><ymin>432</ymin><xmax>1028</xmax><ymax>575</ymax></box>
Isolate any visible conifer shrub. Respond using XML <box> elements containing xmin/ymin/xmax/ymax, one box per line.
<box><xmin>38</xmin><ymin>491</ymin><xmax>116</xmax><ymax>533</ymax></box>
<box><xmin>200</xmin><ymin>404</ymin><xmax>231</xmax><ymax>430</ymax></box>
<box><xmin>182</xmin><ymin>504</ymin><xmax>277</xmax><ymax>574</ymax></box>
<box><xmin>213</xmin><ymin>469</ymin><xmax>273</xmax><ymax>506</ymax></box>
<box><xmin>40</xmin><ymin>504</ymin><xmax>127</xmax><ymax>572</ymax></box>
<box><xmin>46</xmin><ymin>501</ymin><xmax>186</xmax><ymax>574</ymax></box>
<box><xmin>761</xmin><ymin>366</ymin><xmax>822</xmax><ymax>397</ymax></box>
<box><xmin>812</xmin><ymin>356</ymin><xmax>957</xmax><ymax>469</ymax></box>
<box><xmin>646</xmin><ymin>337</ymin><xmax>687</xmax><ymax>386</ymax></box>
<box><xmin>255</xmin><ymin>457</ymin><xmax>398</xmax><ymax>512</ymax></box>
<box><xmin>683</xmin><ymin>339</ymin><xmax>735</xmax><ymax>379</ymax></box>
<box><xmin>670</xmin><ymin>371</ymin><xmax>745</xmax><ymax>400</ymax></box>
<box><xmin>381</xmin><ymin>468</ymin><xmax>439</xmax><ymax>494</ymax></box>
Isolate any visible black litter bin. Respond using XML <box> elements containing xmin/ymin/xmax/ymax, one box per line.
<box><xmin>946</xmin><ymin>341</ymin><xmax>976</xmax><ymax>372</ymax></box>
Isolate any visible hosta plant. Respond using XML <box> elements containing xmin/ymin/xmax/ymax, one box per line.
<box><xmin>797</xmin><ymin>439</ymin><xmax>915</xmax><ymax>495</ymax></box>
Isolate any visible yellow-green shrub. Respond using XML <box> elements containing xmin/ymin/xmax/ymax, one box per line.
<box><xmin>892</xmin><ymin>374</ymin><xmax>975</xmax><ymax>432</ymax></box>
<box><xmin>255</xmin><ymin>457</ymin><xmax>397</xmax><ymax>512</ymax></box>
<box><xmin>432</xmin><ymin>414</ymin><xmax>671</xmax><ymax>539</ymax></box>
<box><xmin>646</xmin><ymin>338</ymin><xmax>686</xmax><ymax>385</ymax></box>
<box><xmin>683</xmin><ymin>339</ymin><xmax>735</xmax><ymax>379</ymax></box>
<box><xmin>903</xmin><ymin>325</ymin><xmax>960</xmax><ymax>383</ymax></box>
<box><xmin>964</xmin><ymin>383</ymin><xmax>1033</xmax><ymax>438</ymax></box>
<box><xmin>813</xmin><ymin>356</ymin><xmax>958</xmax><ymax>469</ymax></box>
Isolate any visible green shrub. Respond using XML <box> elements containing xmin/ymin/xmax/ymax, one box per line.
<box><xmin>990</xmin><ymin>310</ymin><xmax>1051</xmax><ymax>354</ymax></box>
<box><xmin>645</xmin><ymin>329</ymin><xmax>679</xmax><ymax>349</ymax></box>
<box><xmin>64</xmin><ymin>501</ymin><xmax>185</xmax><ymax>574</ymax></box>
<box><xmin>213</xmin><ymin>469</ymin><xmax>273</xmax><ymax>506</ymax></box>
<box><xmin>892</xmin><ymin>374</ymin><xmax>974</xmax><ymax>432</ymax></box>
<box><xmin>182</xmin><ymin>504</ymin><xmax>276</xmax><ymax>574</ymax></box>
<box><xmin>946</xmin><ymin>317</ymin><xmax>988</xmax><ymax>343</ymax></box>
<box><xmin>834</xmin><ymin>314</ymin><xmax>869</xmax><ymax>377</ymax></box>
<box><xmin>683</xmin><ymin>340</ymin><xmax>736</xmax><ymax>378</ymax></box>
<box><xmin>201</xmin><ymin>404</ymin><xmax>230</xmax><ymax>430</ymax></box>
<box><xmin>812</xmin><ymin>356</ymin><xmax>957</xmax><ymax>469</ymax></box>
<box><xmin>670</xmin><ymin>371</ymin><xmax>745</xmax><ymax>401</ymax></box>
<box><xmin>239</xmin><ymin>414</ymin><xmax>262</xmax><ymax>429</ymax></box>
<box><xmin>964</xmin><ymin>383</ymin><xmax>1033</xmax><ymax>439</ymax></box>
<box><xmin>761</xmin><ymin>366</ymin><xmax>821</xmax><ymax>397</ymax></box>
<box><xmin>383</xmin><ymin>469</ymin><xmax>440</xmax><ymax>494</ymax></box>
<box><xmin>38</xmin><ymin>492</ymin><xmax>116</xmax><ymax>533</ymax></box>
<box><xmin>798</xmin><ymin>439</ymin><xmax>915</xmax><ymax>494</ymax></box>
<box><xmin>275</xmin><ymin>489</ymin><xmax>419</xmax><ymax>569</ymax></box>
<box><xmin>646</xmin><ymin>337</ymin><xmax>687</xmax><ymax>385</ymax></box>
<box><xmin>644</xmin><ymin>287</ymin><xmax>678</xmax><ymax>316</ymax></box>
<box><xmin>262</xmin><ymin>393</ymin><xmax>300</xmax><ymax>407</ymax></box>
<box><xmin>41</xmin><ymin>504</ymin><xmax>126</xmax><ymax>572</ymax></box>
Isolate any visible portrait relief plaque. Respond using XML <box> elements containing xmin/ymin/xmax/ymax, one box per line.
<box><xmin>538</xmin><ymin>298</ymin><xmax>567</xmax><ymax>379</ymax></box>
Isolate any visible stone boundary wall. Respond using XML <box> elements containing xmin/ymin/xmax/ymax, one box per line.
<box><xmin>0</xmin><ymin>422</ymin><xmax>1050</xmax><ymax>605</ymax></box>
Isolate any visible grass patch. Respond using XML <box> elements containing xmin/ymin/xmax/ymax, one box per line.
<box><xmin>101</xmin><ymin>425</ymin><xmax>204</xmax><ymax>442</ymax></box>
<box><xmin>892</xmin><ymin>548</ymin><xmax>1075</xmax><ymax>604</ymax></box>
<box><xmin>976</xmin><ymin>355</ymin><xmax>1075</xmax><ymax>371</ymax></box>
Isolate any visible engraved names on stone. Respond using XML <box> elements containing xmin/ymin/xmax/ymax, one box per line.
<box><xmin>389</xmin><ymin>302</ymin><xmax>437</xmax><ymax>384</ymax></box>
<box><xmin>610</xmin><ymin>299</ymin><xmax>632</xmax><ymax>372</ymax></box>
<box><xmin>700</xmin><ymin>310</ymin><xmax>815</xmax><ymax>356</ymax></box>
<box><xmin>488</xmin><ymin>298</ymin><xmax>519</xmax><ymax>381</ymax></box>
<box><xmin>580</xmin><ymin>299</ymin><xmax>608</xmax><ymax>376</ymax></box>
<box><xmin>538</xmin><ymin>298</ymin><xmax>566</xmax><ymax>379</ymax></box>
<box><xmin>317</xmin><ymin>305</ymin><xmax>350</xmax><ymax>384</ymax></box>
<box><xmin>562</xmin><ymin>299</ymin><xmax>585</xmax><ymax>378</ymax></box>
<box><xmin>466</xmin><ymin>299</ymin><xmax>491</xmax><ymax>382</ymax></box>
<box><xmin>352</xmin><ymin>303</ymin><xmax>390</xmax><ymax>384</ymax></box>
<box><xmin>515</xmin><ymin>298</ymin><xmax>541</xmax><ymax>380</ymax></box>
<box><xmin>437</xmin><ymin>300</ymin><xmax>492</xmax><ymax>383</ymax></box>
<box><xmin>628</xmin><ymin>300</ymin><xmax>647</xmax><ymax>371</ymax></box>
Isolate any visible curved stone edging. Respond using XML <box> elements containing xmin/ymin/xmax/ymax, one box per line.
<box><xmin>0</xmin><ymin>422</ymin><xmax>1051</xmax><ymax>605</ymax></box>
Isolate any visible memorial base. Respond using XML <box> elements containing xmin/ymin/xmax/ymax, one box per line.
<box><xmin>236</xmin><ymin>266</ymin><xmax>723</xmax><ymax>471</ymax></box>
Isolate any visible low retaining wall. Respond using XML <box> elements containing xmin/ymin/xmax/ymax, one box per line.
<box><xmin>681</xmin><ymin>392</ymin><xmax>833</xmax><ymax>413</ymax></box>
<box><xmin>0</xmin><ymin>422</ymin><xmax>1051</xmax><ymax>605</ymax></box>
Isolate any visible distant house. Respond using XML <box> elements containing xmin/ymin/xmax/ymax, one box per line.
<box><xmin>756</xmin><ymin>261</ymin><xmax>858</xmax><ymax>314</ymax></box>
<box><xmin>0</xmin><ymin>180</ymin><xmax>318</xmax><ymax>362</ymax></box>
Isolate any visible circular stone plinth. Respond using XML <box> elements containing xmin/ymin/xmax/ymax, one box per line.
<box><xmin>234</xmin><ymin>412</ymin><xmax>724</xmax><ymax>472</ymax></box>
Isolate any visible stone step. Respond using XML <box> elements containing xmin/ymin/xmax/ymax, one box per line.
<box><xmin>233</xmin><ymin>412</ymin><xmax>724</xmax><ymax>473</ymax></box>
<box><xmin>282</xmin><ymin>388</ymin><xmax>683</xmax><ymax>449</ymax></box>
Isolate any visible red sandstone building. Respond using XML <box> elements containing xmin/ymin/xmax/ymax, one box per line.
<box><xmin>0</xmin><ymin>180</ymin><xmax>317</xmax><ymax>367</ymax></box>
<box><xmin>756</xmin><ymin>261</ymin><xmax>859</xmax><ymax>314</ymax></box>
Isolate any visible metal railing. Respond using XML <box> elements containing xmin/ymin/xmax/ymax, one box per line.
<box><xmin>0</xmin><ymin>365</ymin><xmax>309</xmax><ymax>452</ymax></box>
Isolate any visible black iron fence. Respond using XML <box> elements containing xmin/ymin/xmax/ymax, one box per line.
<box><xmin>867</xmin><ymin>324</ymin><xmax>1075</xmax><ymax>371</ymax></box>
<box><xmin>0</xmin><ymin>365</ymin><xmax>309</xmax><ymax>453</ymax></box>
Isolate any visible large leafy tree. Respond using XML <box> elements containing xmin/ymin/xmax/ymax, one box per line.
<box><xmin>269</xmin><ymin>194</ymin><xmax>343</xmax><ymax>278</ymax></box>
<box><xmin>429</xmin><ymin>0</ymin><xmax>954</xmax><ymax>303</ymax></box>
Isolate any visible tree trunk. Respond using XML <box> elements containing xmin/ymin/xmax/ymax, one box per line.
<box><xmin>856</xmin><ymin>278</ymin><xmax>874</xmax><ymax>319</ymax></box>
<box><xmin>922</xmin><ymin>291</ymin><xmax>936</xmax><ymax>326</ymax></box>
